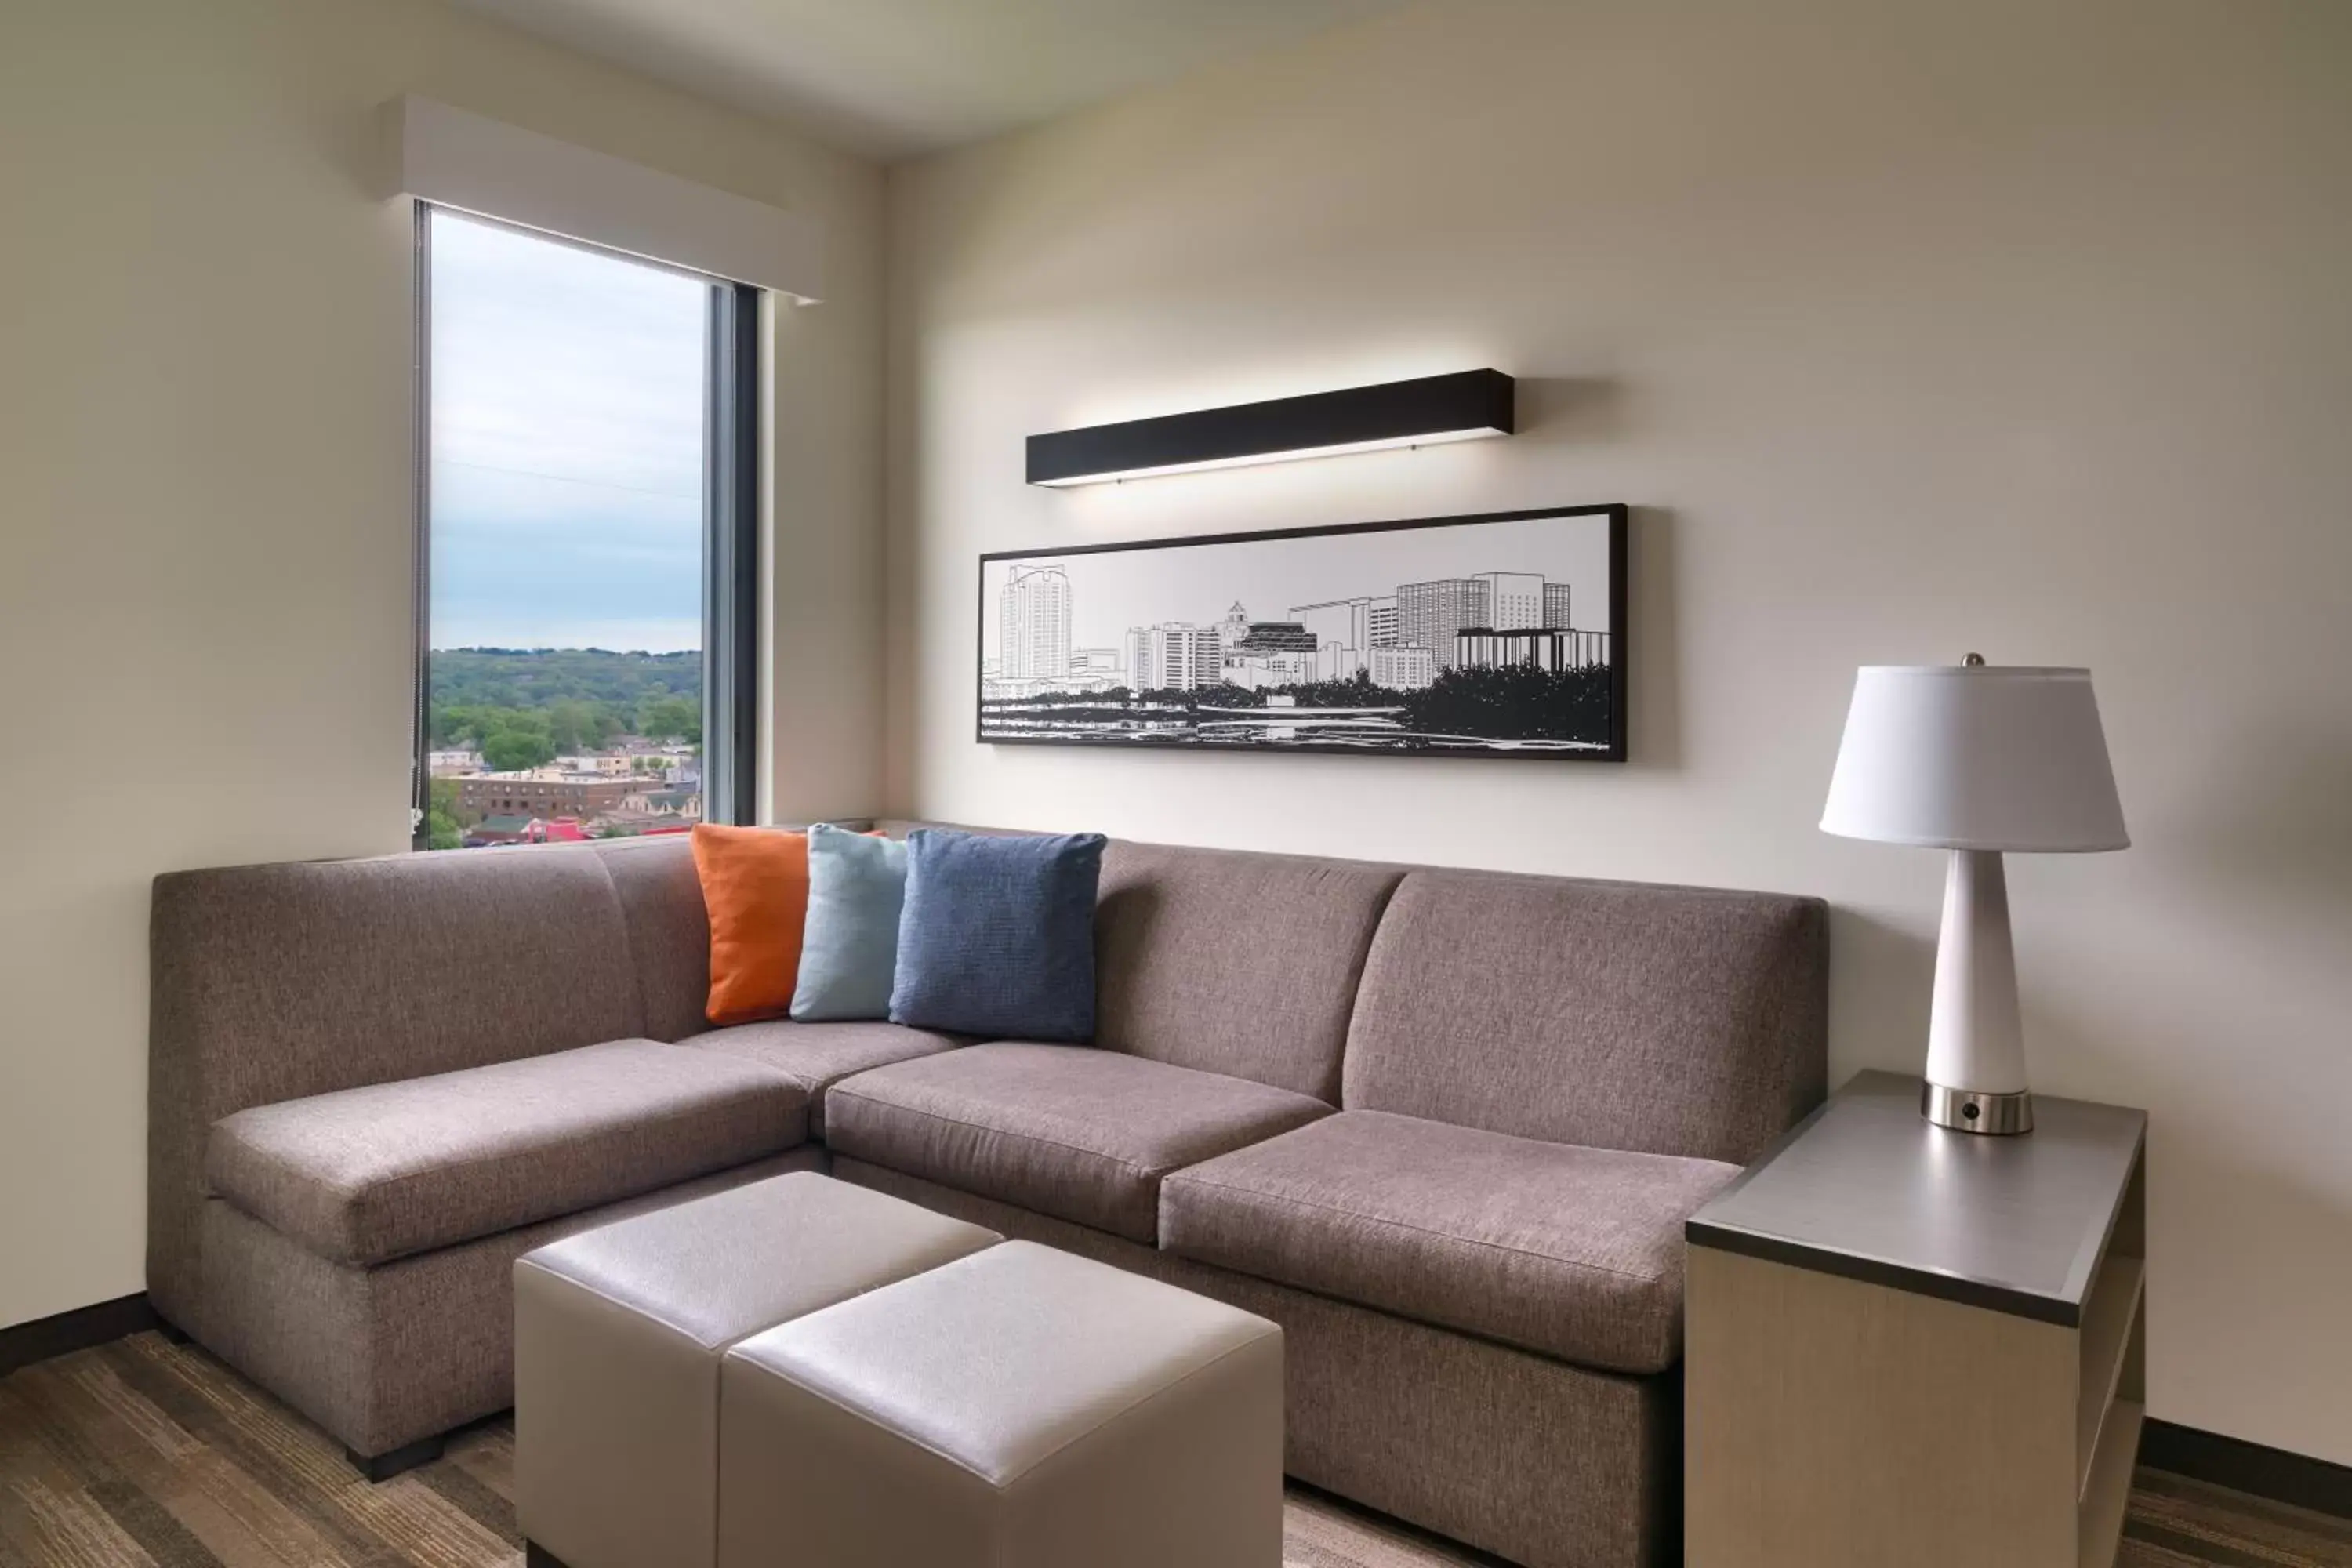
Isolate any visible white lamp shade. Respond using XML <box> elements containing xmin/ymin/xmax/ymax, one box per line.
<box><xmin>1820</xmin><ymin>666</ymin><xmax>2129</xmax><ymax>851</ymax></box>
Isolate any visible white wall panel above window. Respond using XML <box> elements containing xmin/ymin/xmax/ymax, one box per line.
<box><xmin>387</xmin><ymin>95</ymin><xmax>824</xmax><ymax>301</ymax></box>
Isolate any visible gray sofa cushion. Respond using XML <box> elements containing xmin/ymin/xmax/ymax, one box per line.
<box><xmin>1159</xmin><ymin>1110</ymin><xmax>1739</xmax><ymax>1374</ymax></box>
<box><xmin>207</xmin><ymin>1040</ymin><xmax>809</xmax><ymax>1266</ymax></box>
<box><xmin>685</xmin><ymin>1019</ymin><xmax>967</xmax><ymax>1136</ymax></box>
<box><xmin>1095</xmin><ymin>841</ymin><xmax>1402</xmax><ymax>1102</ymax></box>
<box><xmin>825</xmin><ymin>1043</ymin><xmax>1330</xmax><ymax>1243</ymax></box>
<box><xmin>590</xmin><ymin>835</ymin><xmax>717</xmax><ymax>1043</ymax></box>
<box><xmin>1342</xmin><ymin>868</ymin><xmax>1828</xmax><ymax>1164</ymax></box>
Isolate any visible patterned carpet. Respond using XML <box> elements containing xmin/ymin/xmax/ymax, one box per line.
<box><xmin>2</xmin><ymin>1331</ymin><xmax>2348</xmax><ymax>1567</ymax></box>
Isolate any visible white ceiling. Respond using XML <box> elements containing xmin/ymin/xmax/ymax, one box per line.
<box><xmin>448</xmin><ymin>0</ymin><xmax>1410</xmax><ymax>162</ymax></box>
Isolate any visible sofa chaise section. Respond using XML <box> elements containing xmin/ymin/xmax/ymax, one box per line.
<box><xmin>148</xmin><ymin>844</ymin><xmax>655</xmax><ymax>1342</ymax></box>
<box><xmin>206</xmin><ymin>1039</ymin><xmax>809</xmax><ymax>1267</ymax></box>
<box><xmin>202</xmin><ymin>1149</ymin><xmax>823</xmax><ymax>1470</ymax></box>
<box><xmin>149</xmin><ymin>839</ymin><xmax>838</xmax><ymax>1473</ymax></box>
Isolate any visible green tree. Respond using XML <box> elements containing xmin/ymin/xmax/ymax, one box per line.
<box><xmin>638</xmin><ymin>695</ymin><xmax>702</xmax><ymax>743</ymax></box>
<box><xmin>482</xmin><ymin>728</ymin><xmax>557</xmax><ymax>771</ymax></box>
<box><xmin>546</xmin><ymin>699</ymin><xmax>624</xmax><ymax>753</ymax></box>
<box><xmin>423</xmin><ymin>778</ymin><xmax>467</xmax><ymax>850</ymax></box>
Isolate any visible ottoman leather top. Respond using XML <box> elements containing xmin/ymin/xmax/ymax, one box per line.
<box><xmin>517</xmin><ymin>1171</ymin><xmax>1000</xmax><ymax>1348</ymax></box>
<box><xmin>728</xmin><ymin>1240</ymin><xmax>1279</xmax><ymax>1483</ymax></box>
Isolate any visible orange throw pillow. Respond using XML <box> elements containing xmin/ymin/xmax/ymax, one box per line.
<box><xmin>691</xmin><ymin>824</ymin><xmax>811</xmax><ymax>1026</ymax></box>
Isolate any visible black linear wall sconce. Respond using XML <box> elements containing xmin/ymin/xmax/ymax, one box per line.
<box><xmin>1025</xmin><ymin>369</ymin><xmax>1516</xmax><ymax>487</ymax></box>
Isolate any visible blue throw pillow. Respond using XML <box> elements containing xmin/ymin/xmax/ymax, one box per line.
<box><xmin>888</xmin><ymin>829</ymin><xmax>1107</xmax><ymax>1042</ymax></box>
<box><xmin>790</xmin><ymin>826</ymin><xmax>908</xmax><ymax>1022</ymax></box>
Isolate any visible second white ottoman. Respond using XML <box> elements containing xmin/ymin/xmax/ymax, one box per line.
<box><xmin>719</xmin><ymin>1240</ymin><xmax>1284</xmax><ymax>1568</ymax></box>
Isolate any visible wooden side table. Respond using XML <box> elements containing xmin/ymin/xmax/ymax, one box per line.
<box><xmin>1685</xmin><ymin>1069</ymin><xmax>2147</xmax><ymax>1568</ymax></box>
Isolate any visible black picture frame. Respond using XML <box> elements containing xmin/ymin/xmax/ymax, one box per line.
<box><xmin>975</xmin><ymin>503</ymin><xmax>1628</xmax><ymax>761</ymax></box>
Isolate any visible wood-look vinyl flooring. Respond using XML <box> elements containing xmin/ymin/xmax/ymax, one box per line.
<box><xmin>3</xmin><ymin>1333</ymin><xmax>2348</xmax><ymax>1567</ymax></box>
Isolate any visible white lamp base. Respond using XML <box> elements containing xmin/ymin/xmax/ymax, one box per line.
<box><xmin>1923</xmin><ymin>848</ymin><xmax>2034</xmax><ymax>1134</ymax></box>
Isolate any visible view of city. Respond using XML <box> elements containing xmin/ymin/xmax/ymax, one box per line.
<box><xmin>421</xmin><ymin>648</ymin><xmax>703</xmax><ymax>848</ymax></box>
<box><xmin>421</xmin><ymin>211</ymin><xmax>711</xmax><ymax>846</ymax></box>
<box><xmin>978</xmin><ymin>512</ymin><xmax>1620</xmax><ymax>753</ymax></box>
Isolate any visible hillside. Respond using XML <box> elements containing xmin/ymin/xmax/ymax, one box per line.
<box><xmin>426</xmin><ymin>647</ymin><xmax>702</xmax><ymax>764</ymax></box>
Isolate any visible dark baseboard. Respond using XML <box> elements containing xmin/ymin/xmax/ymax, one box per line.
<box><xmin>2143</xmin><ymin>1417</ymin><xmax>2352</xmax><ymax>1521</ymax></box>
<box><xmin>0</xmin><ymin>1292</ymin><xmax>162</xmax><ymax>1379</ymax></box>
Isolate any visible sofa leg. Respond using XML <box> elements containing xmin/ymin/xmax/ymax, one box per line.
<box><xmin>524</xmin><ymin>1544</ymin><xmax>570</xmax><ymax>1568</ymax></box>
<box><xmin>345</xmin><ymin>1436</ymin><xmax>445</xmax><ymax>1482</ymax></box>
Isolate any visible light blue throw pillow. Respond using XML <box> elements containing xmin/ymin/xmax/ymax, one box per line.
<box><xmin>789</xmin><ymin>825</ymin><xmax>909</xmax><ymax>1022</ymax></box>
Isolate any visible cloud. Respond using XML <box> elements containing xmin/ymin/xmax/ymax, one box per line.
<box><xmin>427</xmin><ymin>212</ymin><xmax>707</xmax><ymax>652</ymax></box>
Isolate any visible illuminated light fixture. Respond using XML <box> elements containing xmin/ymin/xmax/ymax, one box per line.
<box><xmin>1027</xmin><ymin>369</ymin><xmax>1515</xmax><ymax>488</ymax></box>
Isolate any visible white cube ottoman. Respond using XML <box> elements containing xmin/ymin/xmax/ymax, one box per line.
<box><xmin>514</xmin><ymin>1173</ymin><xmax>999</xmax><ymax>1568</ymax></box>
<box><xmin>718</xmin><ymin>1240</ymin><xmax>1285</xmax><ymax>1568</ymax></box>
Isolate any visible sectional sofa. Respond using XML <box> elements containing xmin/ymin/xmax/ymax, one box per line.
<box><xmin>149</xmin><ymin>829</ymin><xmax>1825</xmax><ymax>1568</ymax></box>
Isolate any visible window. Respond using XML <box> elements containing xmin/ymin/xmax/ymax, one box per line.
<box><xmin>412</xmin><ymin>205</ymin><xmax>757</xmax><ymax>850</ymax></box>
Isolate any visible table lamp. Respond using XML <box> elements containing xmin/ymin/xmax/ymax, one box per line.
<box><xmin>1820</xmin><ymin>657</ymin><xmax>2128</xmax><ymax>1134</ymax></box>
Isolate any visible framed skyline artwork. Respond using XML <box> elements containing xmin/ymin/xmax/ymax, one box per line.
<box><xmin>976</xmin><ymin>503</ymin><xmax>1628</xmax><ymax>760</ymax></box>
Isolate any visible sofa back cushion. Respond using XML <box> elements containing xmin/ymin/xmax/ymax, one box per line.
<box><xmin>1094</xmin><ymin>841</ymin><xmax>1403</xmax><ymax>1103</ymax></box>
<box><xmin>1341</xmin><ymin>868</ymin><xmax>1827</xmax><ymax>1164</ymax></box>
<box><xmin>152</xmin><ymin>846</ymin><xmax>648</xmax><ymax>1125</ymax></box>
<box><xmin>590</xmin><ymin>835</ymin><xmax>713</xmax><ymax>1043</ymax></box>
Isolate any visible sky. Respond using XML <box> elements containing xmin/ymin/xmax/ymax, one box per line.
<box><xmin>981</xmin><ymin>510</ymin><xmax>1617</xmax><ymax>661</ymax></box>
<box><xmin>428</xmin><ymin>211</ymin><xmax>706</xmax><ymax>653</ymax></box>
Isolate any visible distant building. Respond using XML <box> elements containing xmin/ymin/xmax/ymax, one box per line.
<box><xmin>1367</xmin><ymin>597</ymin><xmax>1399</xmax><ymax>648</ymax></box>
<box><xmin>1069</xmin><ymin>648</ymin><xmax>1124</xmax><ymax>680</ymax></box>
<box><xmin>1000</xmin><ymin>564</ymin><xmax>1073</xmax><ymax>681</ymax></box>
<box><xmin>458</xmin><ymin>775</ymin><xmax>654</xmax><ymax>820</ymax></box>
<box><xmin>1544</xmin><ymin>582</ymin><xmax>1573</xmax><ymax>630</ymax></box>
<box><xmin>1396</xmin><ymin>579</ymin><xmax>1491</xmax><ymax>670</ymax></box>
<box><xmin>1454</xmin><ymin>626</ymin><xmax>1610</xmax><ymax>672</ymax></box>
<box><xmin>1225</xmin><ymin>622</ymin><xmax>1319</xmax><ymax>690</ymax></box>
<box><xmin>1472</xmin><ymin>572</ymin><xmax>1544</xmax><ymax>630</ymax></box>
<box><xmin>1290</xmin><ymin>597</ymin><xmax>1387</xmax><ymax>678</ymax></box>
<box><xmin>1126</xmin><ymin>623</ymin><xmax>1223</xmax><ymax>691</ymax></box>
<box><xmin>1217</xmin><ymin>601</ymin><xmax>1251</xmax><ymax>651</ymax></box>
<box><xmin>555</xmin><ymin>752</ymin><xmax>633</xmax><ymax>778</ymax></box>
<box><xmin>1231</xmin><ymin>622</ymin><xmax>1318</xmax><ymax>654</ymax></box>
<box><xmin>427</xmin><ymin>748</ymin><xmax>484</xmax><ymax>776</ymax></box>
<box><xmin>1370</xmin><ymin>645</ymin><xmax>1436</xmax><ymax>690</ymax></box>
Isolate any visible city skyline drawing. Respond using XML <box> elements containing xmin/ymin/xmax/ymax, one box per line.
<box><xmin>976</xmin><ymin>504</ymin><xmax>1628</xmax><ymax>760</ymax></box>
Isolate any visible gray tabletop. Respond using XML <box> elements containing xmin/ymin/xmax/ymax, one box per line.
<box><xmin>1686</xmin><ymin>1069</ymin><xmax>2146</xmax><ymax>1325</ymax></box>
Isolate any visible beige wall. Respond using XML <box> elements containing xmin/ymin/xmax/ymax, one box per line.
<box><xmin>887</xmin><ymin>0</ymin><xmax>2352</xmax><ymax>1460</ymax></box>
<box><xmin>0</xmin><ymin>0</ymin><xmax>885</xmax><ymax>1329</ymax></box>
